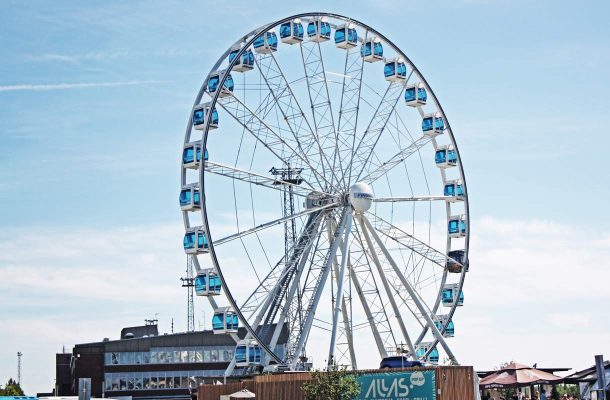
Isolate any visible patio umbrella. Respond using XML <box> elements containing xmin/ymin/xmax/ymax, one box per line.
<box><xmin>229</xmin><ymin>388</ymin><xmax>256</xmax><ymax>398</ymax></box>
<box><xmin>480</xmin><ymin>363</ymin><xmax>564</xmax><ymax>388</ymax></box>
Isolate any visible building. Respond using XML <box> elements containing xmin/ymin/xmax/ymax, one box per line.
<box><xmin>564</xmin><ymin>360</ymin><xmax>610</xmax><ymax>400</ymax></box>
<box><xmin>56</xmin><ymin>323</ymin><xmax>287</xmax><ymax>400</ymax></box>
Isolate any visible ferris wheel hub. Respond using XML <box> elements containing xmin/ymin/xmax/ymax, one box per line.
<box><xmin>349</xmin><ymin>181</ymin><xmax>374</xmax><ymax>213</ymax></box>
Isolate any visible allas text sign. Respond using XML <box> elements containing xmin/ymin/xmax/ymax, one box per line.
<box><xmin>356</xmin><ymin>370</ymin><xmax>437</xmax><ymax>400</ymax></box>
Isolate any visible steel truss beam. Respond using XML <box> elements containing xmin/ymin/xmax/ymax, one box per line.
<box><xmin>300</xmin><ymin>39</ymin><xmax>340</xmax><ymax>191</ymax></box>
<box><xmin>349</xmin><ymin>76</ymin><xmax>411</xmax><ymax>184</ymax></box>
<box><xmin>367</xmin><ymin>213</ymin><xmax>463</xmax><ymax>271</ymax></box>
<box><xmin>361</xmin><ymin>215</ymin><xmax>458</xmax><ymax>364</ymax></box>
<box><xmin>336</xmin><ymin>40</ymin><xmax>365</xmax><ymax>188</ymax></box>
<box><xmin>359</xmin><ymin>134</ymin><xmax>432</xmax><ymax>185</ymax></box>
<box><xmin>287</xmin><ymin>207</ymin><xmax>349</xmax><ymax>368</ymax></box>
<box><xmin>327</xmin><ymin>213</ymin><xmax>356</xmax><ymax>369</ymax></box>
<box><xmin>254</xmin><ymin>52</ymin><xmax>339</xmax><ymax>189</ymax></box>
<box><xmin>217</xmin><ymin>94</ymin><xmax>337</xmax><ymax>192</ymax></box>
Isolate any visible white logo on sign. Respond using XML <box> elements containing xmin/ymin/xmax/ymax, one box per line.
<box><xmin>364</xmin><ymin>377</ymin><xmax>410</xmax><ymax>398</ymax></box>
<box><xmin>410</xmin><ymin>371</ymin><xmax>426</xmax><ymax>387</ymax></box>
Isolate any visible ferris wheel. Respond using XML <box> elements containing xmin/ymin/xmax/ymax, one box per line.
<box><xmin>180</xmin><ymin>12</ymin><xmax>469</xmax><ymax>375</ymax></box>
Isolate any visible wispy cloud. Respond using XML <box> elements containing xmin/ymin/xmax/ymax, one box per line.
<box><xmin>0</xmin><ymin>80</ymin><xmax>169</xmax><ymax>92</ymax></box>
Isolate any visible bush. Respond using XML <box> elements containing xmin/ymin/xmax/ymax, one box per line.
<box><xmin>301</xmin><ymin>366</ymin><xmax>361</xmax><ymax>400</ymax></box>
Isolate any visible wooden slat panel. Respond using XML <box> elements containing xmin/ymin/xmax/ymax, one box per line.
<box><xmin>198</xmin><ymin>366</ymin><xmax>475</xmax><ymax>400</ymax></box>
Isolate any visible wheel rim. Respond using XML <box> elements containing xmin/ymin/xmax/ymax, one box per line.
<box><xmin>180</xmin><ymin>12</ymin><xmax>470</xmax><ymax>372</ymax></box>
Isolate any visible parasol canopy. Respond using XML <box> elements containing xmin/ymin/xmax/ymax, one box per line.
<box><xmin>229</xmin><ymin>388</ymin><xmax>256</xmax><ymax>398</ymax></box>
<box><xmin>480</xmin><ymin>363</ymin><xmax>564</xmax><ymax>388</ymax></box>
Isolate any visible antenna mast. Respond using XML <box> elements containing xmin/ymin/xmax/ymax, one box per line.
<box><xmin>181</xmin><ymin>255</ymin><xmax>195</xmax><ymax>332</ymax></box>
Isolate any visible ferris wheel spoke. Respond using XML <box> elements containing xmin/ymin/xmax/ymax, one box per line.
<box><xmin>336</xmin><ymin>42</ymin><xmax>365</xmax><ymax>189</ymax></box>
<box><xmin>263</xmin><ymin>213</ymin><xmax>323</xmax><ymax>361</ymax></box>
<box><xmin>218</xmin><ymin>94</ymin><xmax>338</xmax><ymax>192</ymax></box>
<box><xmin>240</xmin><ymin>211</ymin><xmax>323</xmax><ymax>318</ymax></box>
<box><xmin>365</xmin><ymin>212</ymin><xmax>460</xmax><ymax>271</ymax></box>
<box><xmin>359</xmin><ymin>133</ymin><xmax>432</xmax><ymax>185</ymax></box>
<box><xmin>360</xmin><ymin>215</ymin><xmax>457</xmax><ymax>364</ymax></box>
<box><xmin>287</xmin><ymin>207</ymin><xmax>349</xmax><ymax>368</ymax></box>
<box><xmin>337</xmin><ymin>218</ymin><xmax>396</xmax><ymax>361</ymax></box>
<box><xmin>327</xmin><ymin>213</ymin><xmax>356</xmax><ymax>369</ymax></box>
<box><xmin>214</xmin><ymin>202</ymin><xmax>336</xmax><ymax>247</ymax></box>
<box><xmin>300</xmin><ymin>40</ymin><xmax>341</xmax><ymax>190</ymax></box>
<box><xmin>204</xmin><ymin>160</ymin><xmax>325</xmax><ymax>197</ymax></box>
<box><xmin>354</xmin><ymin>215</ymin><xmax>416</xmax><ymax>358</ymax></box>
<box><xmin>348</xmin><ymin>75</ymin><xmax>411</xmax><ymax>184</ymax></box>
<box><xmin>374</xmin><ymin>195</ymin><xmax>450</xmax><ymax>202</ymax></box>
<box><xmin>253</xmin><ymin>53</ymin><xmax>339</xmax><ymax>191</ymax></box>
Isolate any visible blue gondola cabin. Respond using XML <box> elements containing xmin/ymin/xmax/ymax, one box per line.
<box><xmin>192</xmin><ymin>103</ymin><xmax>218</xmax><ymax>131</ymax></box>
<box><xmin>179</xmin><ymin>184</ymin><xmax>201</xmax><ymax>211</ymax></box>
<box><xmin>307</xmin><ymin>19</ymin><xmax>331</xmax><ymax>42</ymax></box>
<box><xmin>435</xmin><ymin>145</ymin><xmax>457</xmax><ymax>168</ymax></box>
<box><xmin>422</xmin><ymin>112</ymin><xmax>444</xmax><ymax>136</ymax></box>
<box><xmin>212</xmin><ymin>307</ymin><xmax>239</xmax><ymax>334</ymax></box>
<box><xmin>253</xmin><ymin>31</ymin><xmax>278</xmax><ymax>54</ymax></box>
<box><xmin>434</xmin><ymin>316</ymin><xmax>455</xmax><ymax>338</ymax></box>
<box><xmin>229</xmin><ymin>47</ymin><xmax>254</xmax><ymax>72</ymax></box>
<box><xmin>335</xmin><ymin>24</ymin><xmax>357</xmax><ymax>49</ymax></box>
<box><xmin>444</xmin><ymin>179</ymin><xmax>465</xmax><ymax>202</ymax></box>
<box><xmin>208</xmin><ymin>71</ymin><xmax>234</xmax><ymax>97</ymax></box>
<box><xmin>183</xmin><ymin>227</ymin><xmax>209</xmax><ymax>254</ymax></box>
<box><xmin>442</xmin><ymin>283</ymin><xmax>464</xmax><ymax>307</ymax></box>
<box><xmin>195</xmin><ymin>268</ymin><xmax>221</xmax><ymax>296</ymax></box>
<box><xmin>448</xmin><ymin>215</ymin><xmax>467</xmax><ymax>238</ymax></box>
<box><xmin>280</xmin><ymin>20</ymin><xmax>304</xmax><ymax>44</ymax></box>
<box><xmin>416</xmin><ymin>343</ymin><xmax>439</xmax><ymax>364</ymax></box>
<box><xmin>405</xmin><ymin>83</ymin><xmax>427</xmax><ymax>107</ymax></box>
<box><xmin>182</xmin><ymin>142</ymin><xmax>208</xmax><ymax>169</ymax></box>
<box><xmin>235</xmin><ymin>340</ymin><xmax>262</xmax><ymax>367</ymax></box>
<box><xmin>384</xmin><ymin>58</ymin><xmax>407</xmax><ymax>82</ymax></box>
<box><xmin>361</xmin><ymin>38</ymin><xmax>383</xmax><ymax>62</ymax></box>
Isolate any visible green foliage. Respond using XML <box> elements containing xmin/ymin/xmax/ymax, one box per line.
<box><xmin>301</xmin><ymin>365</ymin><xmax>361</xmax><ymax>400</ymax></box>
<box><xmin>556</xmin><ymin>384</ymin><xmax>580</xmax><ymax>399</ymax></box>
<box><xmin>551</xmin><ymin>386</ymin><xmax>560</xmax><ymax>400</ymax></box>
<box><xmin>0</xmin><ymin>378</ymin><xmax>25</xmax><ymax>396</ymax></box>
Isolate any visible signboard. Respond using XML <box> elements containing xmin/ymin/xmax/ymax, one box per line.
<box><xmin>356</xmin><ymin>370</ymin><xmax>437</xmax><ymax>400</ymax></box>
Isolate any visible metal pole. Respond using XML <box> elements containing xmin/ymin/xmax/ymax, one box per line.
<box><xmin>290</xmin><ymin>208</ymin><xmax>349</xmax><ymax>369</ymax></box>
<box><xmin>595</xmin><ymin>355</ymin><xmax>606</xmax><ymax>400</ymax></box>
<box><xmin>327</xmin><ymin>212</ymin><xmax>353</xmax><ymax>368</ymax></box>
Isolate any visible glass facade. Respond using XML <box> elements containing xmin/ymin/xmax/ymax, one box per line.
<box><xmin>104</xmin><ymin>346</ymin><xmax>234</xmax><ymax>366</ymax></box>
<box><xmin>104</xmin><ymin>370</ymin><xmax>229</xmax><ymax>392</ymax></box>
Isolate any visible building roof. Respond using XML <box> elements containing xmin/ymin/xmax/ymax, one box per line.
<box><xmin>563</xmin><ymin>361</ymin><xmax>610</xmax><ymax>383</ymax></box>
<box><xmin>73</xmin><ymin>324</ymin><xmax>288</xmax><ymax>353</ymax></box>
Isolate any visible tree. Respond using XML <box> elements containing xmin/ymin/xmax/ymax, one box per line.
<box><xmin>0</xmin><ymin>378</ymin><xmax>25</xmax><ymax>396</ymax></box>
<box><xmin>556</xmin><ymin>384</ymin><xmax>580</xmax><ymax>399</ymax></box>
<box><xmin>301</xmin><ymin>365</ymin><xmax>361</xmax><ymax>400</ymax></box>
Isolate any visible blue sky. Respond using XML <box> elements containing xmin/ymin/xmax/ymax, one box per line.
<box><xmin>1</xmin><ymin>0</ymin><xmax>610</xmax><ymax>395</ymax></box>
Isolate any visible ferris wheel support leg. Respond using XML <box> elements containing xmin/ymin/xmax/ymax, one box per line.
<box><xmin>327</xmin><ymin>217</ymin><xmax>357</xmax><ymax>370</ymax></box>
<box><xmin>265</xmin><ymin>221</ymin><xmax>320</xmax><ymax>365</ymax></box>
<box><xmin>361</xmin><ymin>215</ymin><xmax>458</xmax><ymax>364</ymax></box>
<box><xmin>356</xmin><ymin>214</ymin><xmax>416</xmax><ymax>358</ymax></box>
<box><xmin>347</xmin><ymin>254</ymin><xmax>390</xmax><ymax>359</ymax></box>
<box><xmin>289</xmin><ymin>207</ymin><xmax>349</xmax><ymax>370</ymax></box>
<box><xmin>265</xmin><ymin>245</ymin><xmax>312</xmax><ymax>365</ymax></box>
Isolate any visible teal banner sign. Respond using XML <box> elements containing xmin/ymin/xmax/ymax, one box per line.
<box><xmin>356</xmin><ymin>370</ymin><xmax>437</xmax><ymax>400</ymax></box>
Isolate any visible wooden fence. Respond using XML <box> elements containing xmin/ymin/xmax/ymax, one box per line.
<box><xmin>198</xmin><ymin>366</ymin><xmax>474</xmax><ymax>400</ymax></box>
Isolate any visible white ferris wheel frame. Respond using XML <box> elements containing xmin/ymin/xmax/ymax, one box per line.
<box><xmin>180</xmin><ymin>12</ymin><xmax>470</xmax><ymax>372</ymax></box>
